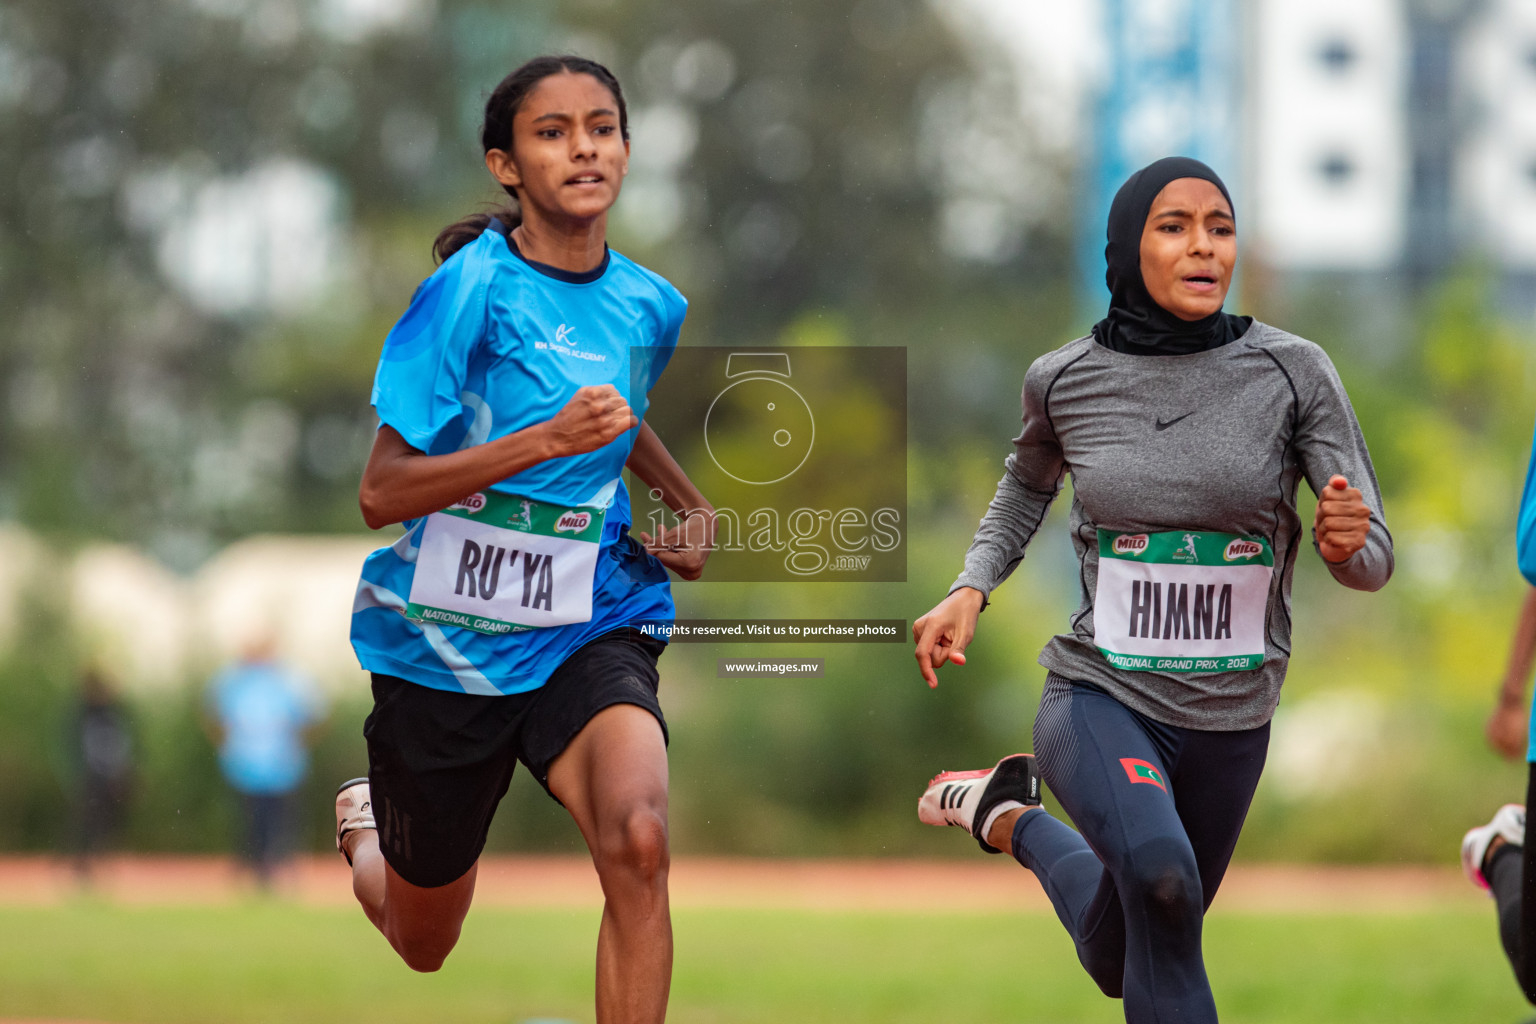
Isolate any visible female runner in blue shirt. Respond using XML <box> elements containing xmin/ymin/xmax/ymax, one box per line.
<box><xmin>332</xmin><ymin>56</ymin><xmax>713</xmax><ymax>1024</ymax></box>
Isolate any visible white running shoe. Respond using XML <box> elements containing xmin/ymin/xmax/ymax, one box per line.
<box><xmin>918</xmin><ymin>754</ymin><xmax>1041</xmax><ymax>854</ymax></box>
<box><xmin>1461</xmin><ymin>803</ymin><xmax>1525</xmax><ymax>890</ymax></box>
<box><xmin>335</xmin><ymin>777</ymin><xmax>375</xmax><ymax>865</ymax></box>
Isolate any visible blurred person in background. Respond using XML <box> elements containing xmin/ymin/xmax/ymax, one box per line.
<box><xmin>205</xmin><ymin>631</ymin><xmax>325</xmax><ymax>889</ymax></box>
<box><xmin>333</xmin><ymin>54</ymin><xmax>713</xmax><ymax>1024</ymax></box>
<box><xmin>70</xmin><ymin>667</ymin><xmax>134</xmax><ymax>881</ymax></box>
<box><xmin>912</xmin><ymin>157</ymin><xmax>1391</xmax><ymax>1024</ymax></box>
<box><xmin>1460</xmin><ymin>436</ymin><xmax>1536</xmax><ymax>1006</ymax></box>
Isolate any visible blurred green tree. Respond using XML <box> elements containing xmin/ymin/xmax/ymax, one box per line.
<box><xmin>0</xmin><ymin>0</ymin><xmax>1052</xmax><ymax>568</ymax></box>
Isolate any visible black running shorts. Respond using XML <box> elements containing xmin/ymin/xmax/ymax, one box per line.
<box><xmin>362</xmin><ymin>627</ymin><xmax>667</xmax><ymax>888</ymax></box>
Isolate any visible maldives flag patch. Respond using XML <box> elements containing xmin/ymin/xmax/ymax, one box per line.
<box><xmin>1120</xmin><ymin>758</ymin><xmax>1167</xmax><ymax>791</ymax></box>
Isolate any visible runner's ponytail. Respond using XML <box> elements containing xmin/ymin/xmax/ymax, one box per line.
<box><xmin>433</xmin><ymin>207</ymin><xmax>520</xmax><ymax>265</ymax></box>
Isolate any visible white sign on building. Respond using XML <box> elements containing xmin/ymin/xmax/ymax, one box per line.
<box><xmin>1458</xmin><ymin>0</ymin><xmax>1536</xmax><ymax>269</ymax></box>
<box><xmin>1253</xmin><ymin>0</ymin><xmax>1408</xmax><ymax>269</ymax></box>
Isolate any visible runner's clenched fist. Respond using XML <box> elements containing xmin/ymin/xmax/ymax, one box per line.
<box><xmin>1314</xmin><ymin>474</ymin><xmax>1370</xmax><ymax>563</ymax></box>
<box><xmin>548</xmin><ymin>384</ymin><xmax>637</xmax><ymax>457</ymax></box>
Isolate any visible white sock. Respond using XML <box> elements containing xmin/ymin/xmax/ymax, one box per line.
<box><xmin>980</xmin><ymin>800</ymin><xmax>1027</xmax><ymax>844</ymax></box>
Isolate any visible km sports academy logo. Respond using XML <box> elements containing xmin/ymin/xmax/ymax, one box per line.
<box><xmin>535</xmin><ymin>322</ymin><xmax>606</xmax><ymax>363</ymax></box>
<box><xmin>1120</xmin><ymin>758</ymin><xmax>1167</xmax><ymax>792</ymax></box>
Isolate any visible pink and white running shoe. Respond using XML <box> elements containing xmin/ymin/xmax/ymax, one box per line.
<box><xmin>1461</xmin><ymin>803</ymin><xmax>1525</xmax><ymax>891</ymax></box>
<box><xmin>918</xmin><ymin>754</ymin><xmax>1040</xmax><ymax>854</ymax></box>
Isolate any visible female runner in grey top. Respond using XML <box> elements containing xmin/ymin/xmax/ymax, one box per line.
<box><xmin>950</xmin><ymin>306</ymin><xmax>1391</xmax><ymax>730</ymax></box>
<box><xmin>914</xmin><ymin>157</ymin><xmax>1390</xmax><ymax>1024</ymax></box>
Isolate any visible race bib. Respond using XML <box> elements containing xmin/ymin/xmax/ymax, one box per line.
<box><xmin>1092</xmin><ymin>529</ymin><xmax>1274</xmax><ymax>673</ymax></box>
<box><xmin>405</xmin><ymin>491</ymin><xmax>607</xmax><ymax>635</ymax></box>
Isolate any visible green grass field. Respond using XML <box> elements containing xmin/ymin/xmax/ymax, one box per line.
<box><xmin>0</xmin><ymin>902</ymin><xmax>1527</xmax><ymax>1024</ymax></box>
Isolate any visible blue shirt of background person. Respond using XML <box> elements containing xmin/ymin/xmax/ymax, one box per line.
<box><xmin>207</xmin><ymin>655</ymin><xmax>322</xmax><ymax>795</ymax></box>
<box><xmin>349</xmin><ymin>220</ymin><xmax>686</xmax><ymax>696</ymax></box>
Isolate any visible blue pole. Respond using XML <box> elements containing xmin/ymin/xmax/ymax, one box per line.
<box><xmin>1077</xmin><ymin>0</ymin><xmax>1240</xmax><ymax>327</ymax></box>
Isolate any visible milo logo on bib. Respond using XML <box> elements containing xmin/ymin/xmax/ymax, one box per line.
<box><xmin>555</xmin><ymin>511</ymin><xmax>593</xmax><ymax>533</ymax></box>
<box><xmin>405</xmin><ymin>490</ymin><xmax>607</xmax><ymax>635</ymax></box>
<box><xmin>450</xmin><ymin>492</ymin><xmax>488</xmax><ymax>514</ymax></box>
<box><xmin>1224</xmin><ymin>539</ymin><xmax>1262</xmax><ymax>561</ymax></box>
<box><xmin>1093</xmin><ymin>529</ymin><xmax>1274</xmax><ymax>673</ymax></box>
<box><xmin>1112</xmin><ymin>534</ymin><xmax>1149</xmax><ymax>556</ymax></box>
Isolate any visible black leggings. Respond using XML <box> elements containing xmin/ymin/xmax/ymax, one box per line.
<box><xmin>1489</xmin><ymin>763</ymin><xmax>1536</xmax><ymax>1004</ymax></box>
<box><xmin>1011</xmin><ymin>676</ymin><xmax>1269</xmax><ymax>1024</ymax></box>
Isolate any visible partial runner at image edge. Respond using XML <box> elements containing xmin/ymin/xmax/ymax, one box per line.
<box><xmin>1459</xmin><ymin>419</ymin><xmax>1536</xmax><ymax>1007</ymax></box>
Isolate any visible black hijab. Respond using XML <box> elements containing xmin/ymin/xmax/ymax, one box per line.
<box><xmin>1090</xmin><ymin>156</ymin><xmax>1250</xmax><ymax>356</ymax></box>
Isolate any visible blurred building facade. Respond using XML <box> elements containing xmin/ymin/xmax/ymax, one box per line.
<box><xmin>1458</xmin><ymin>0</ymin><xmax>1536</xmax><ymax>271</ymax></box>
<box><xmin>1253</xmin><ymin>0</ymin><xmax>1408</xmax><ymax>272</ymax></box>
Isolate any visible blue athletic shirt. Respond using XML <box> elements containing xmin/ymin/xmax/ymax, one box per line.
<box><xmin>1519</xmin><ymin>417</ymin><xmax>1536</xmax><ymax>760</ymax></box>
<box><xmin>350</xmin><ymin>220</ymin><xmax>684</xmax><ymax>695</ymax></box>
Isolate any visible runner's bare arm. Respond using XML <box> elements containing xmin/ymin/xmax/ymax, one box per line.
<box><xmin>1488</xmin><ymin>586</ymin><xmax>1536</xmax><ymax>760</ymax></box>
<box><xmin>358</xmin><ymin>385</ymin><xmax>636</xmax><ymax>529</ymax></box>
<box><xmin>626</xmin><ymin>421</ymin><xmax>715</xmax><ymax>581</ymax></box>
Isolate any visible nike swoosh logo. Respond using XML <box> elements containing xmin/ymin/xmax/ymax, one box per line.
<box><xmin>1155</xmin><ymin>412</ymin><xmax>1194</xmax><ymax>431</ymax></box>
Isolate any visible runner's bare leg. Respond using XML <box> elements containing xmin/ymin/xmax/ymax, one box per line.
<box><xmin>549</xmin><ymin>703</ymin><xmax>672</xmax><ymax>1024</ymax></box>
<box><xmin>343</xmin><ymin>830</ymin><xmax>478</xmax><ymax>972</ymax></box>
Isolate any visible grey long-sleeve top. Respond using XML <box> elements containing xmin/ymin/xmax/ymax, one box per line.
<box><xmin>952</xmin><ymin>322</ymin><xmax>1392</xmax><ymax>731</ymax></box>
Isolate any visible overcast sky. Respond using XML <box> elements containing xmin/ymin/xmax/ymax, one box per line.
<box><xmin>947</xmin><ymin>0</ymin><xmax>1099</xmax><ymax>151</ymax></box>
